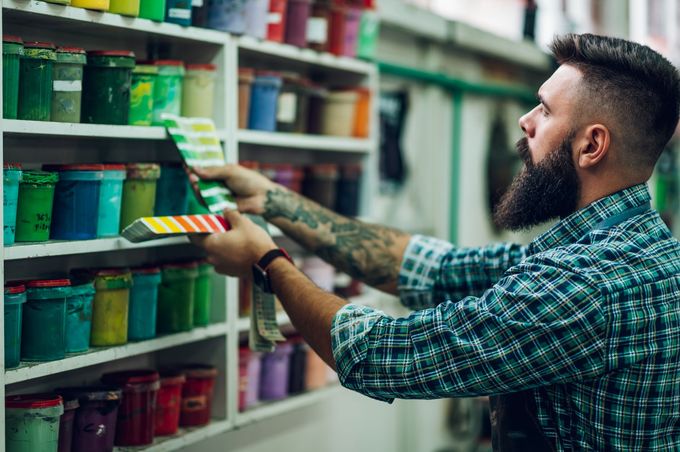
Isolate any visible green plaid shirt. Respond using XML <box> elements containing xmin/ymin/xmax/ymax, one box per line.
<box><xmin>331</xmin><ymin>184</ymin><xmax>680</xmax><ymax>451</ymax></box>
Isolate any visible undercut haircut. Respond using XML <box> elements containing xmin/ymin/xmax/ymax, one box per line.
<box><xmin>550</xmin><ymin>33</ymin><xmax>680</xmax><ymax>167</ymax></box>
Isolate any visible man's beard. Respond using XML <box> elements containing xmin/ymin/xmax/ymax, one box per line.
<box><xmin>493</xmin><ymin>135</ymin><xmax>580</xmax><ymax>231</ymax></box>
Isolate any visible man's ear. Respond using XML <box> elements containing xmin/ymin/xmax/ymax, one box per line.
<box><xmin>574</xmin><ymin>124</ymin><xmax>610</xmax><ymax>169</ymax></box>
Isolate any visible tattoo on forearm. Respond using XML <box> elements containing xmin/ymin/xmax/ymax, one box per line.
<box><xmin>263</xmin><ymin>188</ymin><xmax>405</xmax><ymax>287</ymax></box>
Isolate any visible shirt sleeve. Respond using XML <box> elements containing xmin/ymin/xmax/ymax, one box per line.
<box><xmin>333</xmin><ymin>256</ymin><xmax>607</xmax><ymax>402</ymax></box>
<box><xmin>398</xmin><ymin>235</ymin><xmax>528</xmax><ymax>309</ymax></box>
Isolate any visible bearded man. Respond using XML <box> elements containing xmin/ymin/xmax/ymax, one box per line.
<box><xmin>190</xmin><ymin>34</ymin><xmax>680</xmax><ymax>451</ymax></box>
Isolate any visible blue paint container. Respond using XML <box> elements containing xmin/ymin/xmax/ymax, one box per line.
<box><xmin>98</xmin><ymin>164</ymin><xmax>127</xmax><ymax>238</ymax></box>
<box><xmin>155</xmin><ymin>164</ymin><xmax>189</xmax><ymax>216</ymax></box>
<box><xmin>207</xmin><ymin>0</ymin><xmax>248</xmax><ymax>33</ymax></box>
<box><xmin>3</xmin><ymin>164</ymin><xmax>22</xmax><ymax>246</ymax></box>
<box><xmin>49</xmin><ymin>164</ymin><xmax>104</xmax><ymax>240</ymax></box>
<box><xmin>165</xmin><ymin>0</ymin><xmax>193</xmax><ymax>26</ymax></box>
<box><xmin>66</xmin><ymin>282</ymin><xmax>95</xmax><ymax>353</ymax></box>
<box><xmin>129</xmin><ymin>267</ymin><xmax>162</xmax><ymax>341</ymax></box>
<box><xmin>248</xmin><ymin>73</ymin><xmax>282</xmax><ymax>132</ymax></box>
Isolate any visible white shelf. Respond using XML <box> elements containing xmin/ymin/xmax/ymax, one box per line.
<box><xmin>236</xmin><ymin>385</ymin><xmax>341</xmax><ymax>426</ymax></box>
<box><xmin>237</xmin><ymin>311</ymin><xmax>291</xmax><ymax>333</ymax></box>
<box><xmin>4</xmin><ymin>236</ymin><xmax>190</xmax><ymax>260</ymax></box>
<box><xmin>114</xmin><ymin>420</ymin><xmax>229</xmax><ymax>452</ymax></box>
<box><xmin>3</xmin><ymin>0</ymin><xmax>227</xmax><ymax>44</ymax></box>
<box><xmin>238</xmin><ymin>36</ymin><xmax>375</xmax><ymax>75</ymax></box>
<box><xmin>238</xmin><ymin>130</ymin><xmax>373</xmax><ymax>153</ymax></box>
<box><xmin>4</xmin><ymin>120</ymin><xmax>168</xmax><ymax>140</ymax></box>
<box><xmin>5</xmin><ymin>323</ymin><xmax>228</xmax><ymax>385</ymax></box>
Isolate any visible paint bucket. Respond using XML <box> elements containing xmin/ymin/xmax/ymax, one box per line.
<box><xmin>18</xmin><ymin>41</ymin><xmax>56</xmax><ymax>121</ymax></box>
<box><xmin>91</xmin><ymin>269</ymin><xmax>132</xmax><ymax>346</ymax></box>
<box><xmin>82</xmin><ymin>50</ymin><xmax>135</xmax><ymax>125</ymax></box>
<box><xmin>22</xmin><ymin>279</ymin><xmax>70</xmax><ymax>361</ymax></box>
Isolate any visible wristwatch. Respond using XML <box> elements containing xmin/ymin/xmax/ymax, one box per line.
<box><xmin>252</xmin><ymin>248</ymin><xmax>293</xmax><ymax>293</ymax></box>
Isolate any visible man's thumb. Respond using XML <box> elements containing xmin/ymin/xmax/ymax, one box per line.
<box><xmin>222</xmin><ymin>209</ymin><xmax>243</xmax><ymax>227</ymax></box>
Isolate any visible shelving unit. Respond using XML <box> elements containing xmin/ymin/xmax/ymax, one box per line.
<box><xmin>0</xmin><ymin>2</ymin><xmax>378</xmax><ymax>450</ymax></box>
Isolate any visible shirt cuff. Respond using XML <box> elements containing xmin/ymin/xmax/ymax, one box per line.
<box><xmin>331</xmin><ymin>304</ymin><xmax>394</xmax><ymax>403</ymax></box>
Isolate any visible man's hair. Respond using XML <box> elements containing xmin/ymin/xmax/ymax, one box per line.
<box><xmin>550</xmin><ymin>33</ymin><xmax>680</xmax><ymax>167</ymax></box>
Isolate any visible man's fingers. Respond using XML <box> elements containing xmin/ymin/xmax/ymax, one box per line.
<box><xmin>192</xmin><ymin>165</ymin><xmax>235</xmax><ymax>181</ymax></box>
<box><xmin>189</xmin><ymin>233</ymin><xmax>209</xmax><ymax>247</ymax></box>
<box><xmin>222</xmin><ymin>209</ymin><xmax>243</xmax><ymax>227</ymax></box>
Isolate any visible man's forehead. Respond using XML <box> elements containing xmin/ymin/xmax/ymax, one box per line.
<box><xmin>539</xmin><ymin>65</ymin><xmax>583</xmax><ymax>107</ymax></box>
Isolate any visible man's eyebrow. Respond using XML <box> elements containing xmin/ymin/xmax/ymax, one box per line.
<box><xmin>537</xmin><ymin>93</ymin><xmax>551</xmax><ymax>112</ymax></box>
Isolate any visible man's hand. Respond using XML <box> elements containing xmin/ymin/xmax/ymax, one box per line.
<box><xmin>188</xmin><ymin>164</ymin><xmax>277</xmax><ymax>215</ymax></box>
<box><xmin>190</xmin><ymin>210</ymin><xmax>277</xmax><ymax>278</ymax></box>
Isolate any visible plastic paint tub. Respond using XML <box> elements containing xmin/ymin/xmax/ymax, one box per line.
<box><xmin>155</xmin><ymin>163</ymin><xmax>189</xmax><ymax>216</ymax></box>
<box><xmin>267</xmin><ymin>0</ymin><xmax>288</xmax><ymax>42</ymax></box>
<box><xmin>15</xmin><ymin>170</ymin><xmax>58</xmax><ymax>242</ymax></box>
<box><xmin>4</xmin><ymin>164</ymin><xmax>22</xmax><ymax>245</ymax></box>
<box><xmin>22</xmin><ymin>279</ymin><xmax>70</xmax><ymax>361</ymax></box>
<box><xmin>129</xmin><ymin>64</ymin><xmax>158</xmax><ymax>126</ymax></box>
<box><xmin>139</xmin><ymin>0</ymin><xmax>166</xmax><ymax>20</ymax></box>
<box><xmin>109</xmin><ymin>0</ymin><xmax>140</xmax><ymax>16</ymax></box>
<box><xmin>353</xmin><ymin>87</ymin><xmax>370</xmax><ymax>138</ymax></box>
<box><xmin>51</xmin><ymin>47</ymin><xmax>86</xmax><ymax>123</ymax></box>
<box><xmin>277</xmin><ymin>74</ymin><xmax>310</xmax><ymax>133</ymax></box>
<box><xmin>305</xmin><ymin>84</ymin><xmax>327</xmax><ymax>134</ymax></box>
<box><xmin>193</xmin><ymin>261</ymin><xmax>214</xmax><ymax>326</ymax></box>
<box><xmin>58</xmin><ymin>397</ymin><xmax>79</xmax><ymax>452</ymax></box>
<box><xmin>128</xmin><ymin>267</ymin><xmax>161</xmax><ymax>341</ymax></box>
<box><xmin>244</xmin><ymin>0</ymin><xmax>269</xmax><ymax>39</ymax></box>
<box><xmin>6</xmin><ymin>394</ymin><xmax>64</xmax><ymax>452</ymax></box>
<box><xmin>284</xmin><ymin>0</ymin><xmax>311</xmax><ymax>47</ymax></box>
<box><xmin>308</xmin><ymin>0</ymin><xmax>331</xmax><ymax>52</ymax></box>
<box><xmin>101</xmin><ymin>370</ymin><xmax>160</xmax><ymax>447</ymax></box>
<box><xmin>65</xmin><ymin>282</ymin><xmax>95</xmax><ymax>354</ymax></box>
<box><xmin>259</xmin><ymin>342</ymin><xmax>293</xmax><ymax>400</ymax></box>
<box><xmin>119</xmin><ymin>163</ymin><xmax>160</xmax><ymax>231</ymax></box>
<box><xmin>335</xmin><ymin>163</ymin><xmax>362</xmax><ymax>216</ymax></box>
<box><xmin>305</xmin><ymin>347</ymin><xmax>328</xmax><ymax>389</ymax></box>
<box><xmin>18</xmin><ymin>42</ymin><xmax>56</xmax><ymax>121</ymax></box>
<box><xmin>248</xmin><ymin>73</ymin><xmax>282</xmax><ymax>131</ymax></box>
<box><xmin>328</xmin><ymin>3</ymin><xmax>345</xmax><ymax>56</ymax></box>
<box><xmin>238</xmin><ymin>346</ymin><xmax>261</xmax><ymax>411</ymax></box>
<box><xmin>3</xmin><ymin>35</ymin><xmax>23</xmax><ymax>120</ymax></box>
<box><xmin>97</xmin><ymin>164</ymin><xmax>127</xmax><ymax>238</ymax></box>
<box><xmin>303</xmin><ymin>163</ymin><xmax>338</xmax><ymax>210</ymax></box>
<box><xmin>321</xmin><ymin>89</ymin><xmax>358</xmax><ymax>136</ymax></box>
<box><xmin>91</xmin><ymin>269</ymin><xmax>132</xmax><ymax>346</ymax></box>
<box><xmin>82</xmin><ymin>50</ymin><xmax>135</xmax><ymax>125</ymax></box>
<box><xmin>56</xmin><ymin>387</ymin><xmax>121</xmax><ymax>452</ymax></box>
<box><xmin>342</xmin><ymin>6</ymin><xmax>361</xmax><ymax>57</ymax></box>
<box><xmin>288</xmin><ymin>338</ymin><xmax>308</xmax><ymax>394</ymax></box>
<box><xmin>49</xmin><ymin>164</ymin><xmax>104</xmax><ymax>240</ymax></box>
<box><xmin>157</xmin><ymin>261</ymin><xmax>198</xmax><ymax>333</ymax></box>
<box><xmin>165</xmin><ymin>0</ymin><xmax>193</xmax><ymax>26</ymax></box>
<box><xmin>179</xmin><ymin>365</ymin><xmax>217</xmax><ymax>427</ymax></box>
<box><xmin>71</xmin><ymin>0</ymin><xmax>110</xmax><ymax>10</ymax></box>
<box><xmin>155</xmin><ymin>370</ymin><xmax>186</xmax><ymax>436</ymax></box>
<box><xmin>152</xmin><ymin>60</ymin><xmax>184</xmax><ymax>125</ymax></box>
<box><xmin>181</xmin><ymin>64</ymin><xmax>216</xmax><ymax>118</ymax></box>
<box><xmin>207</xmin><ymin>0</ymin><xmax>248</xmax><ymax>34</ymax></box>
<box><xmin>4</xmin><ymin>284</ymin><xmax>26</xmax><ymax>369</ymax></box>
<box><xmin>238</xmin><ymin>68</ymin><xmax>254</xmax><ymax>129</ymax></box>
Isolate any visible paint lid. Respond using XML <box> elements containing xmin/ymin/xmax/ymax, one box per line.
<box><xmin>155</xmin><ymin>59</ymin><xmax>184</xmax><ymax>66</ymax></box>
<box><xmin>94</xmin><ymin>268</ymin><xmax>133</xmax><ymax>290</ymax></box>
<box><xmin>87</xmin><ymin>50</ymin><xmax>136</xmax><ymax>68</ymax></box>
<box><xmin>56</xmin><ymin>47</ymin><xmax>87</xmax><ymax>64</ymax></box>
<box><xmin>24</xmin><ymin>41</ymin><xmax>56</xmax><ymax>50</ymax></box>
<box><xmin>57</xmin><ymin>47</ymin><xmax>86</xmax><ymax>54</ymax></box>
<box><xmin>186</xmin><ymin>63</ymin><xmax>216</xmax><ymax>71</ymax></box>
<box><xmin>132</xmin><ymin>265</ymin><xmax>161</xmax><ymax>275</ymax></box>
<box><xmin>63</xmin><ymin>397</ymin><xmax>80</xmax><ymax>411</ymax></box>
<box><xmin>133</xmin><ymin>64</ymin><xmax>159</xmax><ymax>75</ymax></box>
<box><xmin>4</xmin><ymin>283</ymin><xmax>26</xmax><ymax>295</ymax></box>
<box><xmin>126</xmin><ymin>163</ymin><xmax>161</xmax><ymax>180</ymax></box>
<box><xmin>21</xmin><ymin>170</ymin><xmax>58</xmax><ymax>185</ymax></box>
<box><xmin>6</xmin><ymin>393</ymin><xmax>63</xmax><ymax>409</ymax></box>
<box><xmin>46</xmin><ymin>164</ymin><xmax>105</xmax><ymax>171</ymax></box>
<box><xmin>159</xmin><ymin>369</ymin><xmax>186</xmax><ymax>386</ymax></box>
<box><xmin>70</xmin><ymin>281</ymin><xmax>95</xmax><ymax>297</ymax></box>
<box><xmin>238</xmin><ymin>68</ymin><xmax>255</xmax><ymax>83</ymax></box>
<box><xmin>56</xmin><ymin>386</ymin><xmax>122</xmax><ymax>402</ymax></box>
<box><xmin>101</xmin><ymin>369</ymin><xmax>160</xmax><ymax>387</ymax></box>
<box><xmin>163</xmin><ymin>261</ymin><xmax>199</xmax><ymax>270</ymax></box>
<box><xmin>3</xmin><ymin>35</ymin><xmax>23</xmax><ymax>44</ymax></box>
<box><xmin>182</xmin><ymin>364</ymin><xmax>218</xmax><ymax>379</ymax></box>
<box><xmin>3</xmin><ymin>163</ymin><xmax>21</xmax><ymax>169</ymax></box>
<box><xmin>27</xmin><ymin>279</ymin><xmax>71</xmax><ymax>288</ymax></box>
<box><xmin>102</xmin><ymin>164</ymin><xmax>127</xmax><ymax>171</ymax></box>
<box><xmin>88</xmin><ymin>50</ymin><xmax>135</xmax><ymax>58</ymax></box>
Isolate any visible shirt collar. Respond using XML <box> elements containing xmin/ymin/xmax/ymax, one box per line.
<box><xmin>527</xmin><ymin>183</ymin><xmax>651</xmax><ymax>255</ymax></box>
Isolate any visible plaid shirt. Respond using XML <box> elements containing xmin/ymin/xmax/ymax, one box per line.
<box><xmin>331</xmin><ymin>184</ymin><xmax>680</xmax><ymax>451</ymax></box>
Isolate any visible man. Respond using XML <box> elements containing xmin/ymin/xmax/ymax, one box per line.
<box><xmin>190</xmin><ymin>34</ymin><xmax>680</xmax><ymax>450</ymax></box>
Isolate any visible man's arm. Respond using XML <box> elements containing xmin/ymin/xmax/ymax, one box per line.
<box><xmin>262</xmin><ymin>186</ymin><xmax>411</xmax><ymax>293</ymax></box>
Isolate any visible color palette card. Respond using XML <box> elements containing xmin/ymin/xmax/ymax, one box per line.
<box><xmin>121</xmin><ymin>214</ymin><xmax>229</xmax><ymax>243</ymax></box>
<box><xmin>162</xmin><ymin>114</ymin><xmax>236</xmax><ymax>213</ymax></box>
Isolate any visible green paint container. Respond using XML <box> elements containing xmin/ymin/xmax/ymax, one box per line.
<box><xmin>139</xmin><ymin>0</ymin><xmax>166</xmax><ymax>21</ymax></box>
<box><xmin>82</xmin><ymin>50</ymin><xmax>135</xmax><ymax>125</ymax></box>
<box><xmin>129</xmin><ymin>64</ymin><xmax>158</xmax><ymax>126</ymax></box>
<box><xmin>3</xmin><ymin>35</ymin><xmax>24</xmax><ymax>120</ymax></box>
<box><xmin>193</xmin><ymin>261</ymin><xmax>214</xmax><ymax>326</ymax></box>
<box><xmin>6</xmin><ymin>394</ymin><xmax>64</xmax><ymax>452</ymax></box>
<box><xmin>91</xmin><ymin>269</ymin><xmax>133</xmax><ymax>346</ymax></box>
<box><xmin>18</xmin><ymin>41</ymin><xmax>56</xmax><ymax>122</ymax></box>
<box><xmin>22</xmin><ymin>279</ymin><xmax>70</xmax><ymax>362</ymax></box>
<box><xmin>65</xmin><ymin>282</ymin><xmax>95</xmax><ymax>353</ymax></box>
<box><xmin>15</xmin><ymin>170</ymin><xmax>58</xmax><ymax>243</ymax></box>
<box><xmin>157</xmin><ymin>262</ymin><xmax>198</xmax><ymax>333</ymax></box>
<box><xmin>4</xmin><ymin>284</ymin><xmax>27</xmax><ymax>369</ymax></box>
<box><xmin>51</xmin><ymin>47</ymin><xmax>86</xmax><ymax>123</ymax></box>
<box><xmin>119</xmin><ymin>163</ymin><xmax>160</xmax><ymax>231</ymax></box>
<box><xmin>109</xmin><ymin>0</ymin><xmax>140</xmax><ymax>16</ymax></box>
<box><xmin>152</xmin><ymin>60</ymin><xmax>184</xmax><ymax>125</ymax></box>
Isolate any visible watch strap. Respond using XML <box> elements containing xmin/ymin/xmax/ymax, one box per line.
<box><xmin>255</xmin><ymin>248</ymin><xmax>293</xmax><ymax>271</ymax></box>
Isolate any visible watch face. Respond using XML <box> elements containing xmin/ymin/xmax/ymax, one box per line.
<box><xmin>252</xmin><ymin>265</ymin><xmax>271</xmax><ymax>293</ymax></box>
